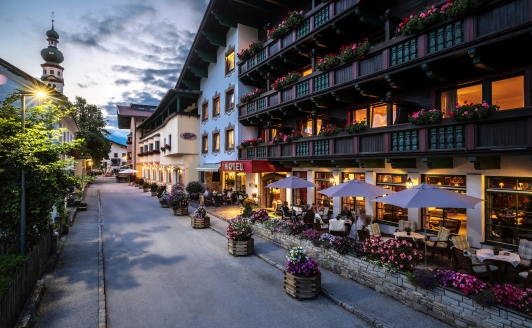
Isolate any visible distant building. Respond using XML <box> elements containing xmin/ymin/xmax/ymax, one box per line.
<box><xmin>40</xmin><ymin>20</ymin><xmax>64</xmax><ymax>93</ymax></box>
<box><xmin>102</xmin><ymin>137</ymin><xmax>128</xmax><ymax>172</ymax></box>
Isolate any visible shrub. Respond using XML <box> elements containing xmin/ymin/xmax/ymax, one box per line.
<box><xmin>186</xmin><ymin>181</ymin><xmax>205</xmax><ymax>194</ymax></box>
<box><xmin>157</xmin><ymin>184</ymin><xmax>167</xmax><ymax>198</ymax></box>
<box><xmin>471</xmin><ymin>289</ymin><xmax>498</xmax><ymax>307</ymax></box>
<box><xmin>406</xmin><ymin>268</ymin><xmax>438</xmax><ymax>290</ymax></box>
<box><xmin>285</xmin><ymin>246</ymin><xmax>320</xmax><ymax>277</ymax></box>
<box><xmin>138</xmin><ymin>178</ymin><xmax>144</xmax><ymax>185</ymax></box>
<box><xmin>343</xmin><ymin>120</ymin><xmax>367</xmax><ymax>133</ymax></box>
<box><xmin>167</xmin><ymin>188</ymin><xmax>190</xmax><ymax>210</ymax></box>
<box><xmin>143</xmin><ymin>181</ymin><xmax>150</xmax><ymax>189</ymax></box>
<box><xmin>250</xmin><ymin>209</ymin><xmax>270</xmax><ymax>223</ymax></box>
<box><xmin>0</xmin><ymin>254</ymin><xmax>28</xmax><ymax>296</ymax></box>
<box><xmin>449</xmin><ymin>101</ymin><xmax>499</xmax><ymax>121</ymax></box>
<box><xmin>227</xmin><ymin>216</ymin><xmax>253</xmax><ymax>241</ymax></box>
<box><xmin>408</xmin><ymin>109</ymin><xmax>444</xmax><ymax>125</ymax></box>
<box><xmin>362</xmin><ymin>236</ymin><xmax>423</xmax><ymax>273</ymax></box>
<box><xmin>150</xmin><ymin>182</ymin><xmax>158</xmax><ymax>192</ymax></box>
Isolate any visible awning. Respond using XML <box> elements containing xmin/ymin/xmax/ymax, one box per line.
<box><xmin>196</xmin><ymin>163</ymin><xmax>220</xmax><ymax>172</ymax></box>
<box><xmin>220</xmin><ymin>160</ymin><xmax>290</xmax><ymax>173</ymax></box>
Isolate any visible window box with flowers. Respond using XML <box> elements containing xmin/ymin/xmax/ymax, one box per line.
<box><xmin>344</xmin><ymin>120</ymin><xmax>367</xmax><ymax>133</ymax></box>
<box><xmin>284</xmin><ymin>246</ymin><xmax>321</xmax><ymax>300</ymax></box>
<box><xmin>227</xmin><ymin>216</ymin><xmax>254</xmax><ymax>256</ymax></box>
<box><xmin>449</xmin><ymin>101</ymin><xmax>499</xmax><ymax>121</ymax></box>
<box><xmin>191</xmin><ymin>205</ymin><xmax>210</xmax><ymax>229</ymax></box>
<box><xmin>408</xmin><ymin>109</ymin><xmax>444</xmax><ymax>125</ymax></box>
<box><xmin>239</xmin><ymin>88</ymin><xmax>265</xmax><ymax>104</ymax></box>
<box><xmin>270</xmin><ymin>131</ymin><xmax>302</xmax><ymax>144</ymax></box>
<box><xmin>315</xmin><ymin>54</ymin><xmax>340</xmax><ymax>71</ymax></box>
<box><xmin>164</xmin><ymin>143</ymin><xmax>171</xmax><ymax>150</ymax></box>
<box><xmin>271</xmin><ymin>72</ymin><xmax>301</xmax><ymax>90</ymax></box>
<box><xmin>240</xmin><ymin>137</ymin><xmax>263</xmax><ymax>148</ymax></box>
<box><xmin>267</xmin><ymin>10</ymin><xmax>304</xmax><ymax>40</ymax></box>
<box><xmin>339</xmin><ymin>40</ymin><xmax>371</xmax><ymax>63</ymax></box>
<box><xmin>237</xmin><ymin>40</ymin><xmax>264</xmax><ymax>62</ymax></box>
<box><xmin>318</xmin><ymin>124</ymin><xmax>343</xmax><ymax>136</ymax></box>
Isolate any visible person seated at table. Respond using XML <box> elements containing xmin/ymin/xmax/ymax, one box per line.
<box><xmin>204</xmin><ymin>188</ymin><xmax>212</xmax><ymax>198</ymax></box>
<box><xmin>222</xmin><ymin>189</ymin><xmax>233</xmax><ymax>204</ymax></box>
<box><xmin>316</xmin><ymin>201</ymin><xmax>324</xmax><ymax>214</ymax></box>
<box><xmin>340</xmin><ymin>205</ymin><xmax>354</xmax><ymax>231</ymax></box>
<box><xmin>282</xmin><ymin>201</ymin><xmax>293</xmax><ymax>218</ymax></box>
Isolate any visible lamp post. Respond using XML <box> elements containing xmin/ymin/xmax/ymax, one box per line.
<box><xmin>19</xmin><ymin>90</ymin><xmax>47</xmax><ymax>254</ymax></box>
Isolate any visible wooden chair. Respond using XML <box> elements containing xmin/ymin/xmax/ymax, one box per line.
<box><xmin>367</xmin><ymin>223</ymin><xmax>393</xmax><ymax>242</ymax></box>
<box><xmin>443</xmin><ymin>219</ymin><xmax>461</xmax><ymax>234</ymax></box>
<box><xmin>518</xmin><ymin>270</ymin><xmax>532</xmax><ymax>289</ymax></box>
<box><xmin>425</xmin><ymin>226</ymin><xmax>452</xmax><ymax>259</ymax></box>
<box><xmin>301</xmin><ymin>211</ymin><xmax>315</xmax><ymax>229</ymax></box>
<box><xmin>517</xmin><ymin>239</ymin><xmax>532</xmax><ymax>270</ymax></box>
<box><xmin>452</xmin><ymin>247</ymin><xmax>498</xmax><ymax>285</ymax></box>
<box><xmin>330</xmin><ymin>230</ymin><xmax>346</xmax><ymax>237</ymax></box>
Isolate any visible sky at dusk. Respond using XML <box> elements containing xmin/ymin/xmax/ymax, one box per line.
<box><xmin>0</xmin><ymin>0</ymin><xmax>208</xmax><ymax>140</ymax></box>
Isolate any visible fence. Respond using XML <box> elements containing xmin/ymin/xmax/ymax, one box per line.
<box><xmin>0</xmin><ymin>228</ymin><xmax>53</xmax><ymax>328</ymax></box>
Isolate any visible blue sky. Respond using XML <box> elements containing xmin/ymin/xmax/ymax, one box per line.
<box><xmin>0</xmin><ymin>0</ymin><xmax>208</xmax><ymax>140</ymax></box>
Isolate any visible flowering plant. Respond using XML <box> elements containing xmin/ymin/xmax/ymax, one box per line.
<box><xmin>240</xmin><ymin>137</ymin><xmax>263</xmax><ymax>148</ymax></box>
<box><xmin>285</xmin><ymin>246</ymin><xmax>320</xmax><ymax>277</ymax></box>
<box><xmin>316</xmin><ymin>54</ymin><xmax>341</xmax><ymax>71</ymax></box>
<box><xmin>318</xmin><ymin>124</ymin><xmax>343</xmax><ymax>136</ymax></box>
<box><xmin>193</xmin><ymin>205</ymin><xmax>209</xmax><ymax>219</ymax></box>
<box><xmin>318</xmin><ymin>233</ymin><xmax>338</xmax><ymax>249</ymax></box>
<box><xmin>297</xmin><ymin>228</ymin><xmax>321</xmax><ymax>241</ymax></box>
<box><xmin>332</xmin><ymin>236</ymin><xmax>361</xmax><ymax>255</ymax></box>
<box><xmin>250</xmin><ymin>209</ymin><xmax>270</xmax><ymax>223</ymax></box>
<box><xmin>164</xmin><ymin>143</ymin><xmax>171</xmax><ymax>149</ymax></box>
<box><xmin>185</xmin><ymin>181</ymin><xmax>205</xmax><ymax>195</ymax></box>
<box><xmin>406</xmin><ymin>268</ymin><xmax>438</xmax><ymax>290</ymax></box>
<box><xmin>492</xmin><ymin>284</ymin><xmax>532</xmax><ymax>315</ymax></box>
<box><xmin>449</xmin><ymin>101</ymin><xmax>499</xmax><ymax>121</ymax></box>
<box><xmin>408</xmin><ymin>109</ymin><xmax>443</xmax><ymax>125</ymax></box>
<box><xmin>240</xmin><ymin>140</ymin><xmax>251</xmax><ymax>147</ymax></box>
<box><xmin>237</xmin><ymin>40</ymin><xmax>264</xmax><ymax>61</ymax></box>
<box><xmin>433</xmin><ymin>269</ymin><xmax>486</xmax><ymax>295</ymax></box>
<box><xmin>157</xmin><ymin>184</ymin><xmax>168</xmax><ymax>198</ymax></box>
<box><xmin>270</xmin><ymin>130</ymin><xmax>302</xmax><ymax>144</ymax></box>
<box><xmin>362</xmin><ymin>236</ymin><xmax>423</xmax><ymax>273</ymax></box>
<box><xmin>344</xmin><ymin>120</ymin><xmax>367</xmax><ymax>133</ymax></box>
<box><xmin>398</xmin><ymin>4</ymin><xmax>446</xmax><ymax>35</ymax></box>
<box><xmin>239</xmin><ymin>88</ymin><xmax>265</xmax><ymax>103</ymax></box>
<box><xmin>226</xmin><ymin>216</ymin><xmax>253</xmax><ymax>241</ymax></box>
<box><xmin>263</xmin><ymin>218</ymin><xmax>288</xmax><ymax>233</ymax></box>
<box><xmin>167</xmin><ymin>188</ymin><xmax>190</xmax><ymax>210</ymax></box>
<box><xmin>338</xmin><ymin>39</ymin><xmax>371</xmax><ymax>62</ymax></box>
<box><xmin>267</xmin><ymin>10</ymin><xmax>304</xmax><ymax>40</ymax></box>
<box><xmin>285</xmin><ymin>221</ymin><xmax>307</xmax><ymax>236</ymax></box>
<box><xmin>271</xmin><ymin>72</ymin><xmax>301</xmax><ymax>90</ymax></box>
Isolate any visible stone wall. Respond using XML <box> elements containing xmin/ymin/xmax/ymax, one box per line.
<box><xmin>253</xmin><ymin>223</ymin><xmax>532</xmax><ymax>328</ymax></box>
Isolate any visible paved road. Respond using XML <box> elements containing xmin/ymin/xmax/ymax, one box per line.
<box><xmin>101</xmin><ymin>181</ymin><xmax>369</xmax><ymax>328</ymax></box>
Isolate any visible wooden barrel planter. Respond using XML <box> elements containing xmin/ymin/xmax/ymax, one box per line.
<box><xmin>284</xmin><ymin>272</ymin><xmax>321</xmax><ymax>300</ymax></box>
<box><xmin>143</xmin><ymin>188</ymin><xmax>149</xmax><ymax>192</ymax></box>
<box><xmin>173</xmin><ymin>207</ymin><xmax>189</xmax><ymax>216</ymax></box>
<box><xmin>151</xmin><ymin>191</ymin><xmax>157</xmax><ymax>196</ymax></box>
<box><xmin>191</xmin><ymin>216</ymin><xmax>210</xmax><ymax>229</ymax></box>
<box><xmin>228</xmin><ymin>238</ymin><xmax>254</xmax><ymax>256</ymax></box>
<box><xmin>161</xmin><ymin>202</ymin><xmax>169</xmax><ymax>208</ymax></box>
<box><xmin>138</xmin><ymin>186</ymin><xmax>143</xmax><ymax>189</ymax></box>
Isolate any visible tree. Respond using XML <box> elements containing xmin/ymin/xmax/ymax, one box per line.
<box><xmin>0</xmin><ymin>93</ymin><xmax>81</xmax><ymax>238</ymax></box>
<box><xmin>72</xmin><ymin>97</ymin><xmax>111</xmax><ymax>164</ymax></box>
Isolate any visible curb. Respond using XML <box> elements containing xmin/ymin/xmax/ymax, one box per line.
<box><xmin>97</xmin><ymin>190</ymin><xmax>107</xmax><ymax>328</ymax></box>
<box><xmin>194</xmin><ymin>204</ymin><xmax>393</xmax><ymax>328</ymax></box>
<box><xmin>14</xmin><ymin>280</ymin><xmax>46</xmax><ymax>328</ymax></box>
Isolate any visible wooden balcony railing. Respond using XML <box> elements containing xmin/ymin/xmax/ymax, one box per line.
<box><xmin>238</xmin><ymin>108</ymin><xmax>532</xmax><ymax>160</ymax></box>
<box><xmin>238</xmin><ymin>0</ymin><xmax>531</xmax><ymax>119</ymax></box>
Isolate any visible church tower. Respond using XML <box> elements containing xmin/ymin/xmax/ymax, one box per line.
<box><xmin>40</xmin><ymin>19</ymin><xmax>64</xmax><ymax>93</ymax></box>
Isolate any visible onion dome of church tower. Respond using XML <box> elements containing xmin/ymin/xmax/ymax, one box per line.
<box><xmin>40</xmin><ymin>18</ymin><xmax>65</xmax><ymax>93</ymax></box>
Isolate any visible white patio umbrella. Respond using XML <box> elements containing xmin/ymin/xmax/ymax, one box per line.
<box><xmin>319</xmin><ymin>179</ymin><xmax>395</xmax><ymax>198</ymax></box>
<box><xmin>120</xmin><ymin>169</ymin><xmax>139</xmax><ymax>174</ymax></box>
<box><xmin>266</xmin><ymin>176</ymin><xmax>317</xmax><ymax>219</ymax></box>
<box><xmin>370</xmin><ymin>182</ymin><xmax>484</xmax><ymax>267</ymax></box>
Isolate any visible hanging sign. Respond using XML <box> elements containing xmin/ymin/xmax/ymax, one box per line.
<box><xmin>180</xmin><ymin>132</ymin><xmax>197</xmax><ymax>140</ymax></box>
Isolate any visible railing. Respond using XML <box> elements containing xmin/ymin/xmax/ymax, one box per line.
<box><xmin>428</xmin><ymin>20</ymin><xmax>463</xmax><ymax>54</ymax></box>
<box><xmin>391</xmin><ymin>130</ymin><xmax>419</xmax><ymax>151</ymax></box>
<box><xmin>246</xmin><ymin>148</ymin><xmax>255</xmax><ymax>159</ymax></box>
<box><xmin>296</xmin><ymin>141</ymin><xmax>310</xmax><ymax>156</ymax></box>
<box><xmin>314</xmin><ymin>139</ymin><xmax>330</xmax><ymax>155</ymax></box>
<box><xmin>257</xmin><ymin>147</ymin><xmax>267</xmax><ymax>158</ymax></box>
<box><xmin>314</xmin><ymin>73</ymin><xmax>329</xmax><ymax>92</ymax></box>
<box><xmin>314</xmin><ymin>6</ymin><xmax>330</xmax><ymax>28</ymax></box>
<box><xmin>428</xmin><ymin>125</ymin><xmax>464</xmax><ymax>150</ymax></box>
<box><xmin>390</xmin><ymin>39</ymin><xmax>417</xmax><ymax>66</ymax></box>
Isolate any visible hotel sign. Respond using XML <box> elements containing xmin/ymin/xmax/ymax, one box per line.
<box><xmin>180</xmin><ymin>132</ymin><xmax>197</xmax><ymax>140</ymax></box>
<box><xmin>224</xmin><ymin>162</ymin><xmax>244</xmax><ymax>171</ymax></box>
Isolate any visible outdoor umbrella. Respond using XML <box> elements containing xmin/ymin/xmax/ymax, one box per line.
<box><xmin>319</xmin><ymin>179</ymin><xmax>395</xmax><ymax>198</ymax></box>
<box><xmin>266</xmin><ymin>176</ymin><xmax>317</xmax><ymax>219</ymax></box>
<box><xmin>120</xmin><ymin>169</ymin><xmax>139</xmax><ymax>174</ymax></box>
<box><xmin>369</xmin><ymin>182</ymin><xmax>484</xmax><ymax>267</ymax></box>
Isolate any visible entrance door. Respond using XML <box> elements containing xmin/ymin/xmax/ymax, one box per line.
<box><xmin>261</xmin><ymin>173</ymin><xmax>286</xmax><ymax>208</ymax></box>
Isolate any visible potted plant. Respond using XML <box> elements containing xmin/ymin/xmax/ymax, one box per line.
<box><xmin>191</xmin><ymin>205</ymin><xmax>210</xmax><ymax>229</ymax></box>
<box><xmin>143</xmin><ymin>181</ymin><xmax>150</xmax><ymax>192</ymax></box>
<box><xmin>226</xmin><ymin>216</ymin><xmax>254</xmax><ymax>256</ymax></box>
<box><xmin>138</xmin><ymin>178</ymin><xmax>145</xmax><ymax>189</ymax></box>
<box><xmin>492</xmin><ymin>246</ymin><xmax>502</xmax><ymax>255</ymax></box>
<box><xmin>284</xmin><ymin>246</ymin><xmax>321</xmax><ymax>299</ymax></box>
<box><xmin>150</xmin><ymin>182</ymin><xmax>158</xmax><ymax>196</ymax></box>
<box><xmin>404</xmin><ymin>226</ymin><xmax>412</xmax><ymax>236</ymax></box>
<box><xmin>242</xmin><ymin>198</ymin><xmax>254</xmax><ymax>218</ymax></box>
<box><xmin>168</xmin><ymin>187</ymin><xmax>190</xmax><ymax>215</ymax></box>
<box><xmin>186</xmin><ymin>181</ymin><xmax>205</xmax><ymax>200</ymax></box>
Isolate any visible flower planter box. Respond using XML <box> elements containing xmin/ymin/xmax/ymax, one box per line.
<box><xmin>143</xmin><ymin>188</ymin><xmax>149</xmax><ymax>192</ymax></box>
<box><xmin>161</xmin><ymin>202</ymin><xmax>169</xmax><ymax>208</ymax></box>
<box><xmin>228</xmin><ymin>238</ymin><xmax>254</xmax><ymax>256</ymax></box>
<box><xmin>173</xmin><ymin>207</ymin><xmax>189</xmax><ymax>216</ymax></box>
<box><xmin>78</xmin><ymin>202</ymin><xmax>87</xmax><ymax>211</ymax></box>
<box><xmin>151</xmin><ymin>191</ymin><xmax>157</xmax><ymax>196</ymax></box>
<box><xmin>135</xmin><ymin>184</ymin><xmax>139</xmax><ymax>187</ymax></box>
<box><xmin>284</xmin><ymin>272</ymin><xmax>321</xmax><ymax>300</ymax></box>
<box><xmin>191</xmin><ymin>216</ymin><xmax>210</xmax><ymax>229</ymax></box>
<box><xmin>138</xmin><ymin>186</ymin><xmax>143</xmax><ymax>189</ymax></box>
<box><xmin>73</xmin><ymin>200</ymin><xmax>80</xmax><ymax>207</ymax></box>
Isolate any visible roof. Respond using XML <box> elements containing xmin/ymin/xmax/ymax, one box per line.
<box><xmin>116</xmin><ymin>103</ymin><xmax>156</xmax><ymax>129</ymax></box>
<box><xmin>107</xmin><ymin>135</ymin><xmax>127</xmax><ymax>146</ymax></box>
<box><xmin>137</xmin><ymin>89</ymin><xmax>202</xmax><ymax>129</ymax></box>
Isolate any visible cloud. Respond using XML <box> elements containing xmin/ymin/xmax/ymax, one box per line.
<box><xmin>115</xmin><ymin>79</ymin><xmax>131</xmax><ymax>86</ymax></box>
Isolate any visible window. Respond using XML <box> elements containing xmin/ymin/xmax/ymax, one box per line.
<box><xmin>58</xmin><ymin>71</ymin><xmax>61</xmax><ymax>76</ymax></box>
<box><xmin>155</xmin><ymin>141</ymin><xmax>160</xmax><ymax>149</ymax></box>
<box><xmin>301</xmin><ymin>67</ymin><xmax>312</xmax><ymax>77</ymax></box>
<box><xmin>298</xmin><ymin>119</ymin><xmax>322</xmax><ymax>137</ymax></box>
<box><xmin>168</xmin><ymin>135</ymin><xmax>171</xmax><ymax>146</ymax></box>
<box><xmin>213</xmin><ymin>97</ymin><xmax>220</xmax><ymax>117</ymax></box>
<box><xmin>225</xmin><ymin>50</ymin><xmax>235</xmax><ymax>74</ymax></box>
<box><xmin>341</xmin><ymin>173</ymin><xmax>365</xmax><ymax>212</ymax></box>
<box><xmin>202</xmin><ymin>136</ymin><xmax>208</xmax><ymax>153</ymax></box>
<box><xmin>226</xmin><ymin>129</ymin><xmax>234</xmax><ymax>149</ymax></box>
<box><xmin>149</xmin><ymin>143</ymin><xmax>153</xmax><ymax>151</ymax></box>
<box><xmin>114</xmin><ymin>153</ymin><xmax>118</xmax><ymax>158</ymax></box>
<box><xmin>50</xmin><ymin>70</ymin><xmax>55</xmax><ymax>75</ymax></box>
<box><xmin>122</xmin><ymin>153</ymin><xmax>126</xmax><ymax>158</ymax></box>
<box><xmin>292</xmin><ymin>171</ymin><xmax>307</xmax><ymax>205</ymax></box>
<box><xmin>314</xmin><ymin>172</ymin><xmax>333</xmax><ymax>208</ymax></box>
<box><xmin>43</xmin><ymin>69</ymin><xmax>46</xmax><ymax>74</ymax></box>
<box><xmin>225</xmin><ymin>90</ymin><xmax>235</xmax><ymax>112</ymax></box>
<box><xmin>202</xmin><ymin>102</ymin><xmax>208</xmax><ymax>121</ymax></box>
<box><xmin>371</xmin><ymin>104</ymin><xmax>396</xmax><ymax>128</ymax></box>
<box><xmin>376</xmin><ymin>174</ymin><xmax>408</xmax><ymax>224</ymax></box>
<box><xmin>262</xmin><ymin>128</ymin><xmax>277</xmax><ymax>143</ymax></box>
<box><xmin>350</xmin><ymin>108</ymin><xmax>367</xmax><ymax>123</ymax></box>
<box><xmin>492</xmin><ymin>76</ymin><xmax>524</xmax><ymax>110</ymax></box>
<box><xmin>213</xmin><ymin>133</ymin><xmax>220</xmax><ymax>151</ymax></box>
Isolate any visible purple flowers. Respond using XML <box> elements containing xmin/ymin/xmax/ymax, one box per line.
<box><xmin>362</xmin><ymin>236</ymin><xmax>422</xmax><ymax>272</ymax></box>
<box><xmin>286</xmin><ymin>246</ymin><xmax>320</xmax><ymax>277</ymax></box>
<box><xmin>226</xmin><ymin>216</ymin><xmax>254</xmax><ymax>241</ymax></box>
<box><xmin>433</xmin><ymin>270</ymin><xmax>486</xmax><ymax>295</ymax></box>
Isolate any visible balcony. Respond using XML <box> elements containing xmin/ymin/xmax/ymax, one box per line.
<box><xmin>239</xmin><ymin>108</ymin><xmax>532</xmax><ymax>168</ymax></box>
<box><xmin>238</xmin><ymin>0</ymin><xmax>532</xmax><ymax>124</ymax></box>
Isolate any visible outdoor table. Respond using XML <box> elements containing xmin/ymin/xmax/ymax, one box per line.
<box><xmin>394</xmin><ymin>231</ymin><xmax>425</xmax><ymax>248</ymax></box>
<box><xmin>476</xmin><ymin>248</ymin><xmax>521</xmax><ymax>282</ymax></box>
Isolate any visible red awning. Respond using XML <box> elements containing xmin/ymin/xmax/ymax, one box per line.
<box><xmin>220</xmin><ymin>160</ymin><xmax>291</xmax><ymax>173</ymax></box>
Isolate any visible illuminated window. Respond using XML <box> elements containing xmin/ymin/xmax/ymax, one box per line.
<box><xmin>371</xmin><ymin>104</ymin><xmax>396</xmax><ymax>128</ymax></box>
<box><xmin>213</xmin><ymin>97</ymin><xmax>220</xmax><ymax>116</ymax></box>
<box><xmin>225</xmin><ymin>50</ymin><xmax>235</xmax><ymax>74</ymax></box>
<box><xmin>301</xmin><ymin>67</ymin><xmax>312</xmax><ymax>76</ymax></box>
<box><xmin>492</xmin><ymin>76</ymin><xmax>524</xmax><ymax>110</ymax></box>
<box><xmin>350</xmin><ymin>108</ymin><xmax>367</xmax><ymax>123</ymax></box>
<box><xmin>202</xmin><ymin>102</ymin><xmax>208</xmax><ymax>121</ymax></box>
<box><xmin>226</xmin><ymin>129</ymin><xmax>234</xmax><ymax>149</ymax></box>
<box><xmin>202</xmin><ymin>136</ymin><xmax>208</xmax><ymax>153</ymax></box>
<box><xmin>213</xmin><ymin>133</ymin><xmax>220</xmax><ymax>151</ymax></box>
<box><xmin>226</xmin><ymin>89</ymin><xmax>235</xmax><ymax>111</ymax></box>
<box><xmin>298</xmin><ymin>119</ymin><xmax>322</xmax><ymax>137</ymax></box>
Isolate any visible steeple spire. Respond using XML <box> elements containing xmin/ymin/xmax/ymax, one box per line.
<box><xmin>40</xmin><ymin>16</ymin><xmax>64</xmax><ymax>93</ymax></box>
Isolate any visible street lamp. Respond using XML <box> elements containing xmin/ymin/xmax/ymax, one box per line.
<box><xmin>406</xmin><ymin>177</ymin><xmax>413</xmax><ymax>189</ymax></box>
<box><xmin>19</xmin><ymin>90</ymin><xmax>48</xmax><ymax>254</ymax></box>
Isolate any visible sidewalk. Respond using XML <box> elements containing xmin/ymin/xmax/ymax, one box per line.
<box><xmin>35</xmin><ymin>186</ymin><xmax>102</xmax><ymax>328</ymax></box>
<box><xmin>200</xmin><ymin>205</ymin><xmax>451</xmax><ymax>328</ymax></box>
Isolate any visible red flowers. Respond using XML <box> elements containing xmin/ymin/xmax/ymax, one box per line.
<box><xmin>271</xmin><ymin>71</ymin><xmax>301</xmax><ymax>90</ymax></box>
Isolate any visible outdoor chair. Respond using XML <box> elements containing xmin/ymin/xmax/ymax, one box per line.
<box><xmin>452</xmin><ymin>247</ymin><xmax>498</xmax><ymax>285</ymax></box>
<box><xmin>302</xmin><ymin>211</ymin><xmax>315</xmax><ymax>229</ymax></box>
<box><xmin>443</xmin><ymin>219</ymin><xmax>461</xmax><ymax>234</ymax></box>
<box><xmin>425</xmin><ymin>226</ymin><xmax>452</xmax><ymax>260</ymax></box>
<box><xmin>274</xmin><ymin>201</ymin><xmax>283</xmax><ymax>216</ymax></box>
<box><xmin>282</xmin><ymin>207</ymin><xmax>293</xmax><ymax>222</ymax></box>
<box><xmin>367</xmin><ymin>223</ymin><xmax>393</xmax><ymax>242</ymax></box>
<box><xmin>204</xmin><ymin>197</ymin><xmax>214</xmax><ymax>206</ymax></box>
<box><xmin>450</xmin><ymin>235</ymin><xmax>472</xmax><ymax>252</ymax></box>
<box><xmin>396</xmin><ymin>220</ymin><xmax>417</xmax><ymax>232</ymax></box>
<box><xmin>518</xmin><ymin>270</ymin><xmax>532</xmax><ymax>289</ymax></box>
<box><xmin>329</xmin><ymin>230</ymin><xmax>346</xmax><ymax>237</ymax></box>
<box><xmin>517</xmin><ymin>239</ymin><xmax>532</xmax><ymax>270</ymax></box>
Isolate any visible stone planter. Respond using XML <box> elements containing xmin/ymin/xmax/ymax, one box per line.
<box><xmin>228</xmin><ymin>238</ymin><xmax>254</xmax><ymax>256</ymax></box>
<box><xmin>173</xmin><ymin>207</ymin><xmax>189</xmax><ymax>216</ymax></box>
<box><xmin>191</xmin><ymin>216</ymin><xmax>210</xmax><ymax>229</ymax></box>
<box><xmin>161</xmin><ymin>202</ymin><xmax>169</xmax><ymax>208</ymax></box>
<box><xmin>284</xmin><ymin>272</ymin><xmax>321</xmax><ymax>300</ymax></box>
<box><xmin>151</xmin><ymin>191</ymin><xmax>157</xmax><ymax>196</ymax></box>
